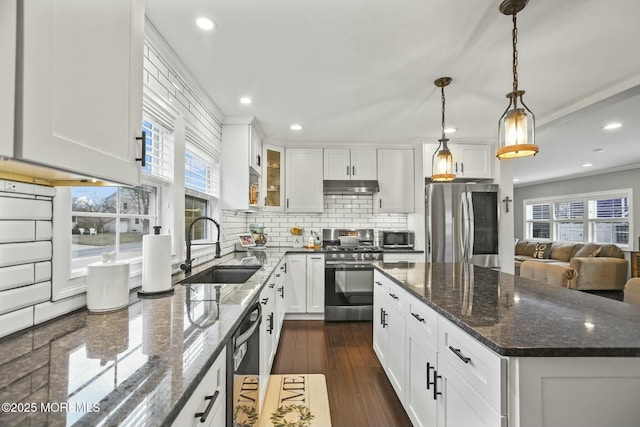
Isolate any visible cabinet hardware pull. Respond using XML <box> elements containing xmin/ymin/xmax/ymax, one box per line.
<box><xmin>426</xmin><ymin>362</ymin><xmax>434</xmax><ymax>390</ymax></box>
<box><xmin>449</xmin><ymin>346</ymin><xmax>471</xmax><ymax>364</ymax></box>
<box><xmin>375</xmin><ymin>280</ymin><xmax>383</xmax><ymax>286</ymax></box>
<box><xmin>347</xmin><ymin>165</ymin><xmax>350</xmax><ymax>176</ymax></box>
<box><xmin>379</xmin><ymin>199</ymin><xmax>382</xmax><ymax>208</ymax></box>
<box><xmin>461</xmin><ymin>162</ymin><xmax>464</xmax><ymax>173</ymax></box>
<box><xmin>389</xmin><ymin>293</ymin><xmax>399</xmax><ymax>300</ymax></box>
<box><xmin>276</xmin><ymin>273</ymin><xmax>281</xmax><ymax>278</ymax></box>
<box><xmin>261</xmin><ymin>298</ymin><xmax>269</xmax><ymax>305</ymax></box>
<box><xmin>352</xmin><ymin>166</ymin><xmax>355</xmax><ymax>176</ymax></box>
<box><xmin>286</xmin><ymin>198</ymin><xmax>289</xmax><ymax>209</ymax></box>
<box><xmin>433</xmin><ymin>372</ymin><xmax>442</xmax><ymax>400</ymax></box>
<box><xmin>411</xmin><ymin>312</ymin><xmax>425</xmax><ymax>323</ymax></box>
<box><xmin>269</xmin><ymin>282</ymin><xmax>275</xmax><ymax>288</ymax></box>
<box><xmin>194</xmin><ymin>390</ymin><xmax>219</xmax><ymax>422</ymax></box>
<box><xmin>284</xmin><ymin>263</ymin><xmax>287</xmax><ymax>273</ymax></box>
<box><xmin>380</xmin><ymin>308</ymin><xmax>384</xmax><ymax>326</ymax></box>
<box><xmin>135</xmin><ymin>131</ymin><xmax>146</xmax><ymax>167</ymax></box>
<box><xmin>455</xmin><ymin>162</ymin><xmax>458</xmax><ymax>173</ymax></box>
<box><xmin>257</xmin><ymin>154</ymin><xmax>261</xmax><ymax>167</ymax></box>
<box><xmin>267</xmin><ymin>313</ymin><xmax>274</xmax><ymax>334</ymax></box>
<box><xmin>278</xmin><ymin>286</ymin><xmax>284</xmax><ymax>298</ymax></box>
<box><xmin>383</xmin><ymin>309</ymin><xmax>388</xmax><ymax>327</ymax></box>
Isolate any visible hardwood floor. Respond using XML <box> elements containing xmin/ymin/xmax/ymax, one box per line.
<box><xmin>271</xmin><ymin>320</ymin><xmax>412</xmax><ymax>427</ymax></box>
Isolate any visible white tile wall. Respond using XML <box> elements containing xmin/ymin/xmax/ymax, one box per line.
<box><xmin>0</xmin><ymin>182</ymin><xmax>53</xmax><ymax>338</ymax></box>
<box><xmin>223</xmin><ymin>194</ymin><xmax>409</xmax><ymax>248</ymax></box>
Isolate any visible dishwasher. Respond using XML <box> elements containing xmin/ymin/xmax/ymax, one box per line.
<box><xmin>231</xmin><ymin>300</ymin><xmax>262</xmax><ymax>426</ymax></box>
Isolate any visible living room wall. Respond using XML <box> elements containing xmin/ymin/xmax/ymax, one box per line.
<box><xmin>513</xmin><ymin>167</ymin><xmax>640</xmax><ymax>251</ymax></box>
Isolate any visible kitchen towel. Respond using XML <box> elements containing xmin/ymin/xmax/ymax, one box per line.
<box><xmin>142</xmin><ymin>228</ymin><xmax>172</xmax><ymax>294</ymax></box>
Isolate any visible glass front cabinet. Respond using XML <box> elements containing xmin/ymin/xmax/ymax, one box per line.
<box><xmin>262</xmin><ymin>144</ymin><xmax>284</xmax><ymax>211</ymax></box>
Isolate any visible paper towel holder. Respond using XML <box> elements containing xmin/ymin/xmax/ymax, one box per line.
<box><xmin>137</xmin><ymin>225</ymin><xmax>175</xmax><ymax>299</ymax></box>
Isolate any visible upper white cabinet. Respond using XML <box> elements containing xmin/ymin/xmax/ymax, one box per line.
<box><xmin>424</xmin><ymin>143</ymin><xmax>493</xmax><ymax>180</ymax></box>
<box><xmin>323</xmin><ymin>148</ymin><xmax>377</xmax><ymax>180</ymax></box>
<box><xmin>285</xmin><ymin>148</ymin><xmax>323</xmax><ymax>212</ymax></box>
<box><xmin>221</xmin><ymin>117</ymin><xmax>263</xmax><ymax>210</ymax></box>
<box><xmin>14</xmin><ymin>0</ymin><xmax>145</xmax><ymax>186</ymax></box>
<box><xmin>0</xmin><ymin>1</ymin><xmax>16</xmax><ymax>158</ymax></box>
<box><xmin>375</xmin><ymin>149</ymin><xmax>414</xmax><ymax>213</ymax></box>
<box><xmin>262</xmin><ymin>144</ymin><xmax>285</xmax><ymax>211</ymax></box>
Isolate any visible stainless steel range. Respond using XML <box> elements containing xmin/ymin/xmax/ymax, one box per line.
<box><xmin>323</xmin><ymin>228</ymin><xmax>382</xmax><ymax>321</ymax></box>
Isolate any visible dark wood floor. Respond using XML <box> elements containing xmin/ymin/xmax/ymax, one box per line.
<box><xmin>271</xmin><ymin>320</ymin><xmax>412</xmax><ymax>427</ymax></box>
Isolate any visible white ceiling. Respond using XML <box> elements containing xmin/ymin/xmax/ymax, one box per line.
<box><xmin>145</xmin><ymin>0</ymin><xmax>640</xmax><ymax>185</ymax></box>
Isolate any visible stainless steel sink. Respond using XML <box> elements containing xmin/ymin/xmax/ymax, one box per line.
<box><xmin>182</xmin><ymin>265</ymin><xmax>261</xmax><ymax>284</ymax></box>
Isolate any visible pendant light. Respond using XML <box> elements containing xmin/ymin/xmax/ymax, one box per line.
<box><xmin>431</xmin><ymin>77</ymin><xmax>455</xmax><ymax>182</ymax></box>
<box><xmin>496</xmin><ymin>0</ymin><xmax>538</xmax><ymax>160</ymax></box>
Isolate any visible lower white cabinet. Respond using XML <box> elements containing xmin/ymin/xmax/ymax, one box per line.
<box><xmin>284</xmin><ymin>254</ymin><xmax>325</xmax><ymax>316</ymax></box>
<box><xmin>259</xmin><ymin>280</ymin><xmax>277</xmax><ymax>410</ymax></box>
<box><xmin>374</xmin><ymin>270</ymin><xmax>505</xmax><ymax>427</ymax></box>
<box><xmin>172</xmin><ymin>346</ymin><xmax>226</xmax><ymax>427</ymax></box>
<box><xmin>372</xmin><ymin>272</ymin><xmax>406</xmax><ymax>398</ymax></box>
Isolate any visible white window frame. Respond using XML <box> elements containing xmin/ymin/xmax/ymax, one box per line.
<box><xmin>522</xmin><ymin>189</ymin><xmax>633</xmax><ymax>248</ymax></box>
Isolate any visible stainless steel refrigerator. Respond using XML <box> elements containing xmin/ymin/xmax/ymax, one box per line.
<box><xmin>425</xmin><ymin>183</ymin><xmax>500</xmax><ymax>268</ymax></box>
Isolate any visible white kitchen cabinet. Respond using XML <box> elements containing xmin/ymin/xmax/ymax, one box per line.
<box><xmin>375</xmin><ymin>149</ymin><xmax>414</xmax><ymax>213</ymax></box>
<box><xmin>372</xmin><ymin>271</ymin><xmax>406</xmax><ymax>398</ymax></box>
<box><xmin>424</xmin><ymin>143</ymin><xmax>493</xmax><ymax>180</ymax></box>
<box><xmin>383</xmin><ymin>252</ymin><xmax>424</xmax><ymax>263</ymax></box>
<box><xmin>172</xmin><ymin>346</ymin><xmax>226</xmax><ymax>427</ymax></box>
<box><xmin>323</xmin><ymin>148</ymin><xmax>377</xmax><ymax>180</ymax></box>
<box><xmin>285</xmin><ymin>148</ymin><xmax>323</xmax><ymax>212</ymax></box>
<box><xmin>251</xmin><ymin>128</ymin><xmax>262</xmax><ymax>174</ymax></box>
<box><xmin>0</xmin><ymin>1</ymin><xmax>16</xmax><ymax>158</ymax></box>
<box><xmin>262</xmin><ymin>144</ymin><xmax>285</xmax><ymax>211</ymax></box>
<box><xmin>221</xmin><ymin>118</ymin><xmax>263</xmax><ymax>210</ymax></box>
<box><xmin>405</xmin><ymin>329</ymin><xmax>438</xmax><ymax>427</ymax></box>
<box><xmin>284</xmin><ymin>254</ymin><xmax>325</xmax><ymax>317</ymax></box>
<box><xmin>259</xmin><ymin>281</ymin><xmax>276</xmax><ymax>409</ymax></box>
<box><xmin>14</xmin><ymin>0</ymin><xmax>144</xmax><ymax>186</ymax></box>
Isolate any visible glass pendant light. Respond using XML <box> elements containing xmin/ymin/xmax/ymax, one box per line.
<box><xmin>431</xmin><ymin>77</ymin><xmax>455</xmax><ymax>182</ymax></box>
<box><xmin>496</xmin><ymin>0</ymin><xmax>538</xmax><ymax>160</ymax></box>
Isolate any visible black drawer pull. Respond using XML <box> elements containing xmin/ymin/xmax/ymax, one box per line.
<box><xmin>269</xmin><ymin>282</ymin><xmax>276</xmax><ymax>288</ymax></box>
<box><xmin>375</xmin><ymin>280</ymin><xmax>383</xmax><ymax>286</ymax></box>
<box><xmin>389</xmin><ymin>293</ymin><xmax>399</xmax><ymax>300</ymax></box>
<box><xmin>411</xmin><ymin>312</ymin><xmax>425</xmax><ymax>323</ymax></box>
<box><xmin>278</xmin><ymin>286</ymin><xmax>284</xmax><ymax>298</ymax></box>
<box><xmin>433</xmin><ymin>372</ymin><xmax>442</xmax><ymax>400</ymax></box>
<box><xmin>195</xmin><ymin>390</ymin><xmax>219</xmax><ymax>422</ymax></box>
<box><xmin>261</xmin><ymin>298</ymin><xmax>269</xmax><ymax>305</ymax></box>
<box><xmin>449</xmin><ymin>346</ymin><xmax>471</xmax><ymax>364</ymax></box>
<box><xmin>135</xmin><ymin>131</ymin><xmax>146</xmax><ymax>166</ymax></box>
<box><xmin>426</xmin><ymin>362</ymin><xmax>434</xmax><ymax>390</ymax></box>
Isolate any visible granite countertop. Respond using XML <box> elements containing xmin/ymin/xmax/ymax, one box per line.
<box><xmin>0</xmin><ymin>247</ymin><xmax>311</xmax><ymax>427</ymax></box>
<box><xmin>374</xmin><ymin>261</ymin><xmax>640</xmax><ymax>357</ymax></box>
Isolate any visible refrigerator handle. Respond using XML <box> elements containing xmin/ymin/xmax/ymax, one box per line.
<box><xmin>467</xmin><ymin>191</ymin><xmax>475</xmax><ymax>262</ymax></box>
<box><xmin>459</xmin><ymin>192</ymin><xmax>468</xmax><ymax>262</ymax></box>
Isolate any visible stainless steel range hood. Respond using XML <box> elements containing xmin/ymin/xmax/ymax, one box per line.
<box><xmin>323</xmin><ymin>180</ymin><xmax>379</xmax><ymax>195</ymax></box>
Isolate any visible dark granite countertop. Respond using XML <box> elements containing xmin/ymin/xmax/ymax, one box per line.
<box><xmin>0</xmin><ymin>247</ymin><xmax>311</xmax><ymax>427</ymax></box>
<box><xmin>374</xmin><ymin>261</ymin><xmax>640</xmax><ymax>357</ymax></box>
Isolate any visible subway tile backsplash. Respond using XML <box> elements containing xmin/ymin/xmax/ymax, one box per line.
<box><xmin>222</xmin><ymin>194</ymin><xmax>408</xmax><ymax>248</ymax></box>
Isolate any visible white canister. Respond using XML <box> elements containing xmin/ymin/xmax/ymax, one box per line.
<box><xmin>292</xmin><ymin>235</ymin><xmax>303</xmax><ymax>247</ymax></box>
<box><xmin>86</xmin><ymin>252</ymin><xmax>130</xmax><ymax>313</ymax></box>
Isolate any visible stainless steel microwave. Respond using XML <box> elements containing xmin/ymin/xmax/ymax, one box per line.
<box><xmin>380</xmin><ymin>230</ymin><xmax>415</xmax><ymax>249</ymax></box>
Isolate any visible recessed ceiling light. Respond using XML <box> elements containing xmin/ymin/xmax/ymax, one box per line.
<box><xmin>513</xmin><ymin>178</ymin><xmax>520</xmax><ymax>182</ymax></box>
<box><xmin>593</xmin><ymin>148</ymin><xmax>604</xmax><ymax>153</ymax></box>
<box><xmin>196</xmin><ymin>17</ymin><xmax>215</xmax><ymax>31</ymax></box>
<box><xmin>444</xmin><ymin>127</ymin><xmax>457</xmax><ymax>134</ymax></box>
<box><xmin>240</xmin><ymin>97</ymin><xmax>252</xmax><ymax>105</ymax></box>
<box><xmin>290</xmin><ymin>124</ymin><xmax>303</xmax><ymax>131</ymax></box>
<box><xmin>582</xmin><ymin>163</ymin><xmax>593</xmax><ymax>167</ymax></box>
<box><xmin>602</xmin><ymin>122</ymin><xmax>622</xmax><ymax>130</ymax></box>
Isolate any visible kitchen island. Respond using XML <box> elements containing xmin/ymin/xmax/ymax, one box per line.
<box><xmin>0</xmin><ymin>247</ymin><xmax>319</xmax><ymax>427</ymax></box>
<box><xmin>373</xmin><ymin>261</ymin><xmax>640</xmax><ymax>427</ymax></box>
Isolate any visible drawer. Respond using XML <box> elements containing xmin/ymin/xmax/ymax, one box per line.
<box><xmin>374</xmin><ymin>271</ymin><xmax>406</xmax><ymax>312</ymax></box>
<box><xmin>438</xmin><ymin>317</ymin><xmax>506</xmax><ymax>415</ymax></box>
<box><xmin>172</xmin><ymin>347</ymin><xmax>226</xmax><ymax>427</ymax></box>
<box><xmin>405</xmin><ymin>293</ymin><xmax>438</xmax><ymax>351</ymax></box>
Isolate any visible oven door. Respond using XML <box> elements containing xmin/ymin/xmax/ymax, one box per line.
<box><xmin>324</xmin><ymin>262</ymin><xmax>374</xmax><ymax>321</ymax></box>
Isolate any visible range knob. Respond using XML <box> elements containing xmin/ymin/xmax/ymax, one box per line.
<box><xmin>363</xmin><ymin>253</ymin><xmax>370</xmax><ymax>260</ymax></box>
<box><xmin>332</xmin><ymin>254</ymin><xmax>338</xmax><ymax>259</ymax></box>
<box><xmin>372</xmin><ymin>253</ymin><xmax>380</xmax><ymax>260</ymax></box>
<box><xmin>339</xmin><ymin>253</ymin><xmax>345</xmax><ymax>259</ymax></box>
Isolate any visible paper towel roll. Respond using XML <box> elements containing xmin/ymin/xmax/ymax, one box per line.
<box><xmin>142</xmin><ymin>228</ymin><xmax>172</xmax><ymax>294</ymax></box>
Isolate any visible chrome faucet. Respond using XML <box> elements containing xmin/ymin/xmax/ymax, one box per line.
<box><xmin>180</xmin><ymin>216</ymin><xmax>221</xmax><ymax>274</ymax></box>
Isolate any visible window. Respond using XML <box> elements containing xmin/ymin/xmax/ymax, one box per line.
<box><xmin>525</xmin><ymin>203</ymin><xmax>550</xmax><ymax>239</ymax></box>
<box><xmin>71</xmin><ymin>186</ymin><xmax>157</xmax><ymax>262</ymax></box>
<box><xmin>523</xmin><ymin>190</ymin><xmax>632</xmax><ymax>247</ymax></box>
<box><xmin>141</xmin><ymin>117</ymin><xmax>173</xmax><ymax>182</ymax></box>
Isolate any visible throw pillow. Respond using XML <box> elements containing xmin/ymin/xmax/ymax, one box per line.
<box><xmin>574</xmin><ymin>243</ymin><xmax>601</xmax><ymax>258</ymax></box>
<box><xmin>532</xmin><ymin>242</ymin><xmax>552</xmax><ymax>259</ymax></box>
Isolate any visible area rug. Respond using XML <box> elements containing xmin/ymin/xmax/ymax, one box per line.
<box><xmin>233</xmin><ymin>374</ymin><xmax>331</xmax><ymax>427</ymax></box>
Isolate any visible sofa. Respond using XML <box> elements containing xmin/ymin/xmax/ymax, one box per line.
<box><xmin>514</xmin><ymin>240</ymin><xmax>628</xmax><ymax>291</ymax></box>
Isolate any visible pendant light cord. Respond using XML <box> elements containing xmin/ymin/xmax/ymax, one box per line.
<box><xmin>440</xmin><ymin>86</ymin><xmax>446</xmax><ymax>140</ymax></box>
<box><xmin>512</xmin><ymin>13</ymin><xmax>519</xmax><ymax>93</ymax></box>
